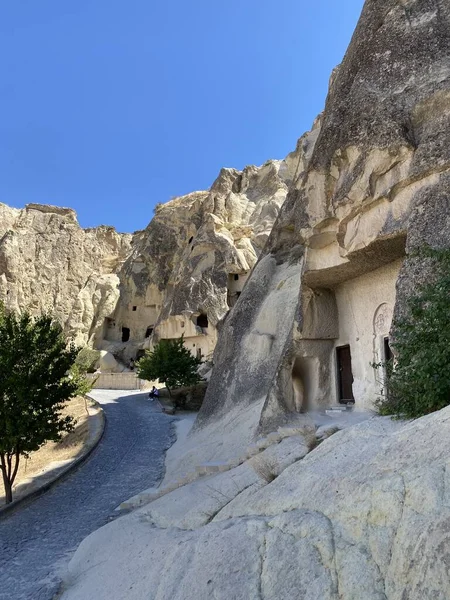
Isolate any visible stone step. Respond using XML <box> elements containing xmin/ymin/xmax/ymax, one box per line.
<box><xmin>325</xmin><ymin>407</ymin><xmax>348</xmax><ymax>417</ymax></box>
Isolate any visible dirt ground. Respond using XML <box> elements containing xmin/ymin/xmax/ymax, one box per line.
<box><xmin>0</xmin><ymin>396</ymin><xmax>91</xmax><ymax>503</ymax></box>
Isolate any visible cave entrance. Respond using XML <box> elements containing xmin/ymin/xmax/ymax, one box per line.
<box><xmin>196</xmin><ymin>314</ymin><xmax>209</xmax><ymax>329</ymax></box>
<box><xmin>122</xmin><ymin>327</ymin><xmax>130</xmax><ymax>342</ymax></box>
<box><xmin>291</xmin><ymin>357</ymin><xmax>319</xmax><ymax>413</ymax></box>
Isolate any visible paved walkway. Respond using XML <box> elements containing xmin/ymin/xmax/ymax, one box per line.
<box><xmin>0</xmin><ymin>390</ymin><xmax>175</xmax><ymax>600</ymax></box>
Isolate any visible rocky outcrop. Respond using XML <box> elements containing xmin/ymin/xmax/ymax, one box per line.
<box><xmin>99</xmin><ymin>153</ymin><xmax>303</xmax><ymax>362</ymax></box>
<box><xmin>61</xmin><ymin>405</ymin><xmax>450</xmax><ymax>600</ymax></box>
<box><xmin>23</xmin><ymin>1</ymin><xmax>450</xmax><ymax>598</ymax></box>
<box><xmin>0</xmin><ymin>203</ymin><xmax>131</xmax><ymax>346</ymax></box>
<box><xmin>194</xmin><ymin>0</ymin><xmax>450</xmax><ymax>452</ymax></box>
<box><xmin>0</xmin><ymin>152</ymin><xmax>302</xmax><ymax>360</ymax></box>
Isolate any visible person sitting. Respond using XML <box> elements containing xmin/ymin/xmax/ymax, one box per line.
<box><xmin>149</xmin><ymin>386</ymin><xmax>159</xmax><ymax>399</ymax></box>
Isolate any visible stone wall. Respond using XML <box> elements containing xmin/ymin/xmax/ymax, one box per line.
<box><xmin>87</xmin><ymin>373</ymin><xmax>145</xmax><ymax>390</ymax></box>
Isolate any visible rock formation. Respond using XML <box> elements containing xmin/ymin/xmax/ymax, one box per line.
<box><xmin>61</xmin><ymin>406</ymin><xmax>450</xmax><ymax>600</ymax></box>
<box><xmin>0</xmin><ymin>154</ymin><xmax>301</xmax><ymax>363</ymax></box>
<box><xmin>8</xmin><ymin>1</ymin><xmax>450</xmax><ymax>598</ymax></box>
<box><xmin>194</xmin><ymin>0</ymin><xmax>450</xmax><ymax>450</ymax></box>
<box><xmin>0</xmin><ymin>203</ymin><xmax>131</xmax><ymax>347</ymax></box>
<box><xmin>100</xmin><ymin>153</ymin><xmax>302</xmax><ymax>363</ymax></box>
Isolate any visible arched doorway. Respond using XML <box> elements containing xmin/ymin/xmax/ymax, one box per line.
<box><xmin>291</xmin><ymin>356</ymin><xmax>320</xmax><ymax>413</ymax></box>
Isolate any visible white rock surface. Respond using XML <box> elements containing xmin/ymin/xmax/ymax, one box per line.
<box><xmin>60</xmin><ymin>407</ymin><xmax>450</xmax><ymax>599</ymax></box>
<box><xmin>0</xmin><ymin>148</ymin><xmax>302</xmax><ymax>364</ymax></box>
<box><xmin>0</xmin><ymin>203</ymin><xmax>131</xmax><ymax>346</ymax></box>
<box><xmin>97</xmin><ymin>350</ymin><xmax>120</xmax><ymax>373</ymax></box>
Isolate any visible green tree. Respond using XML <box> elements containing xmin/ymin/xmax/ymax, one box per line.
<box><xmin>0</xmin><ymin>308</ymin><xmax>88</xmax><ymax>504</ymax></box>
<box><xmin>136</xmin><ymin>337</ymin><xmax>202</xmax><ymax>397</ymax></box>
<box><xmin>375</xmin><ymin>246</ymin><xmax>450</xmax><ymax>419</ymax></box>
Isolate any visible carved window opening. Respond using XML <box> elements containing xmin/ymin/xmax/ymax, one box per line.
<box><xmin>196</xmin><ymin>314</ymin><xmax>208</xmax><ymax>329</ymax></box>
<box><xmin>132</xmin><ymin>306</ymin><xmax>137</xmax><ymax>312</ymax></box>
<box><xmin>122</xmin><ymin>327</ymin><xmax>130</xmax><ymax>342</ymax></box>
<box><xmin>234</xmin><ymin>274</ymin><xmax>239</xmax><ymax>281</ymax></box>
<box><xmin>145</xmin><ymin>326</ymin><xmax>154</xmax><ymax>338</ymax></box>
<box><xmin>384</xmin><ymin>337</ymin><xmax>393</xmax><ymax>362</ymax></box>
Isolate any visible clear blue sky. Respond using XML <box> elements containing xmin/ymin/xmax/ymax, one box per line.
<box><xmin>0</xmin><ymin>1</ymin><xmax>364</xmax><ymax>233</ymax></box>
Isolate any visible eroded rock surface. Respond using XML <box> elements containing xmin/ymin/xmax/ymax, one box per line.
<box><xmin>194</xmin><ymin>0</ymin><xmax>450</xmax><ymax>458</ymax></box>
<box><xmin>0</xmin><ymin>203</ymin><xmax>131</xmax><ymax>346</ymax></box>
<box><xmin>0</xmin><ymin>153</ymin><xmax>301</xmax><ymax>363</ymax></box>
<box><xmin>102</xmin><ymin>153</ymin><xmax>304</xmax><ymax>362</ymax></box>
<box><xmin>61</xmin><ymin>407</ymin><xmax>450</xmax><ymax>600</ymax></box>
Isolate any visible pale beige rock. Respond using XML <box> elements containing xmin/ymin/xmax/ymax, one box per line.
<box><xmin>97</xmin><ymin>351</ymin><xmax>120</xmax><ymax>373</ymax></box>
<box><xmin>0</xmin><ymin>150</ymin><xmax>299</xmax><ymax>363</ymax></box>
<box><xmin>194</xmin><ymin>0</ymin><xmax>450</xmax><ymax>462</ymax></box>
<box><xmin>61</xmin><ymin>407</ymin><xmax>450</xmax><ymax>600</ymax></box>
<box><xmin>102</xmin><ymin>153</ymin><xmax>304</xmax><ymax>363</ymax></box>
<box><xmin>0</xmin><ymin>203</ymin><xmax>131</xmax><ymax>347</ymax></box>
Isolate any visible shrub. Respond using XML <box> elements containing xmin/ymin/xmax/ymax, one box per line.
<box><xmin>249</xmin><ymin>455</ymin><xmax>279</xmax><ymax>483</ymax></box>
<box><xmin>375</xmin><ymin>246</ymin><xmax>450</xmax><ymax>419</ymax></box>
<box><xmin>75</xmin><ymin>347</ymin><xmax>100</xmax><ymax>373</ymax></box>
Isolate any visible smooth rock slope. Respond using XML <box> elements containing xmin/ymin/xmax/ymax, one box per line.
<box><xmin>60</xmin><ymin>406</ymin><xmax>450</xmax><ymax>600</ymax></box>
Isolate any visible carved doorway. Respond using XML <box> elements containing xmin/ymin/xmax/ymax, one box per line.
<box><xmin>336</xmin><ymin>345</ymin><xmax>354</xmax><ymax>403</ymax></box>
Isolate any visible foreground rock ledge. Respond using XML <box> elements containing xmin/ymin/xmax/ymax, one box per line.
<box><xmin>60</xmin><ymin>407</ymin><xmax>450</xmax><ymax>600</ymax></box>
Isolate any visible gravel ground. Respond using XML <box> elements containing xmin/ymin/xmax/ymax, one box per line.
<box><xmin>0</xmin><ymin>390</ymin><xmax>175</xmax><ymax>600</ymax></box>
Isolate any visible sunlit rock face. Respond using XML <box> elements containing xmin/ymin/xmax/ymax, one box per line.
<box><xmin>0</xmin><ymin>149</ymin><xmax>301</xmax><ymax>362</ymax></box>
<box><xmin>0</xmin><ymin>203</ymin><xmax>131</xmax><ymax>347</ymax></box>
<box><xmin>61</xmin><ymin>406</ymin><xmax>450</xmax><ymax>600</ymax></box>
<box><xmin>196</xmin><ymin>0</ymin><xmax>450</xmax><ymax>445</ymax></box>
<box><xmin>100</xmin><ymin>151</ymin><xmax>303</xmax><ymax>362</ymax></box>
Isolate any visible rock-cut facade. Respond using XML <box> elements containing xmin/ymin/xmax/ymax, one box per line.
<box><xmin>195</xmin><ymin>0</ymin><xmax>450</xmax><ymax>444</ymax></box>
<box><xmin>1</xmin><ymin>0</ymin><xmax>449</xmax><ymax>436</ymax></box>
<box><xmin>0</xmin><ymin>152</ymin><xmax>301</xmax><ymax>365</ymax></box>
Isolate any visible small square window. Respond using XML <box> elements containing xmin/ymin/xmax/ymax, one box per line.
<box><xmin>234</xmin><ymin>274</ymin><xmax>239</xmax><ymax>281</ymax></box>
<box><xmin>132</xmin><ymin>306</ymin><xmax>137</xmax><ymax>311</ymax></box>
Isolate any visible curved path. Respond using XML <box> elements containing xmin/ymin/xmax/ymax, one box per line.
<box><xmin>0</xmin><ymin>390</ymin><xmax>175</xmax><ymax>600</ymax></box>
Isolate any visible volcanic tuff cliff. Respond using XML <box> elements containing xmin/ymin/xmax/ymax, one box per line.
<box><xmin>104</xmin><ymin>146</ymin><xmax>307</xmax><ymax>363</ymax></box>
<box><xmin>0</xmin><ymin>203</ymin><xmax>132</xmax><ymax>346</ymax></box>
<box><xmin>192</xmin><ymin>0</ymin><xmax>450</xmax><ymax>445</ymax></box>
<box><xmin>60</xmin><ymin>1</ymin><xmax>450</xmax><ymax>599</ymax></box>
<box><xmin>0</xmin><ymin>150</ymin><xmax>302</xmax><ymax>359</ymax></box>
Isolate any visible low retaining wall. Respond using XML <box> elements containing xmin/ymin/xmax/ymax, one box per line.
<box><xmin>88</xmin><ymin>373</ymin><xmax>146</xmax><ymax>390</ymax></box>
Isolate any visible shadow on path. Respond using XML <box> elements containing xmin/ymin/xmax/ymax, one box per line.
<box><xmin>0</xmin><ymin>391</ymin><xmax>175</xmax><ymax>600</ymax></box>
